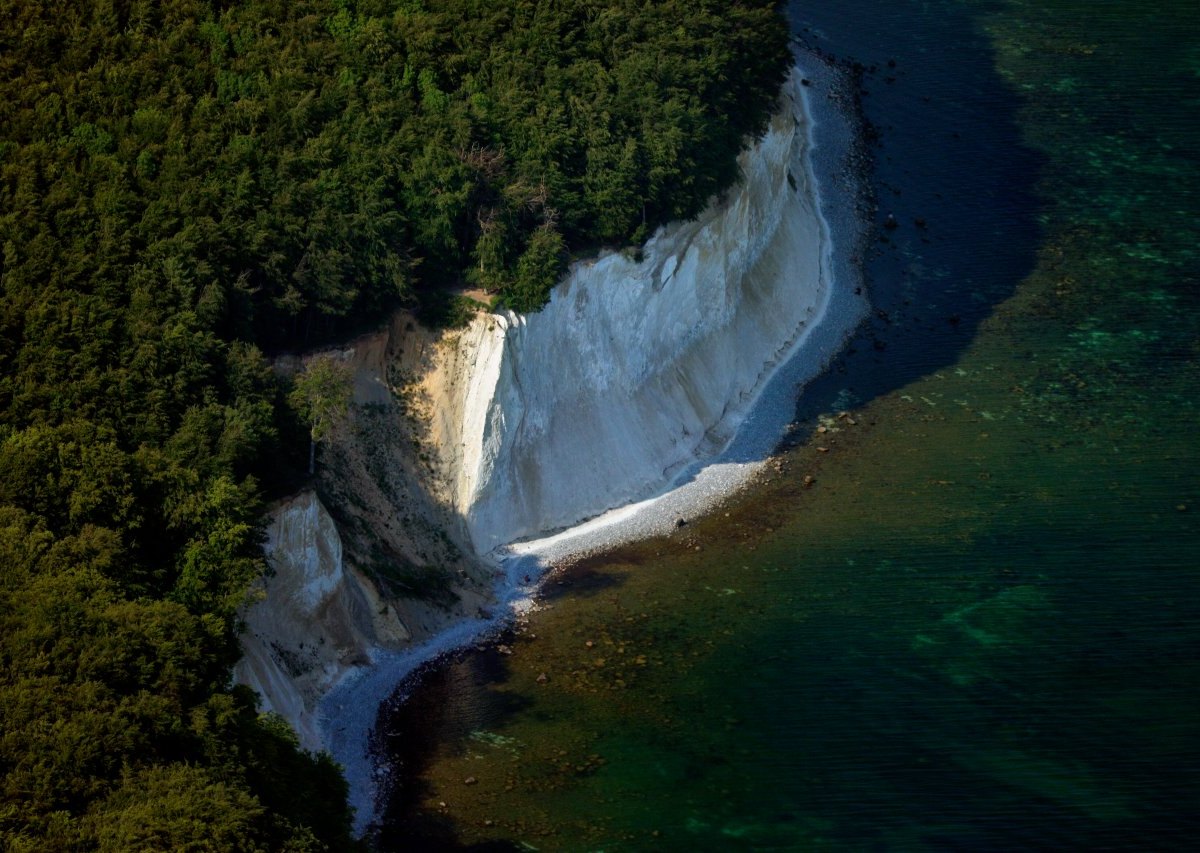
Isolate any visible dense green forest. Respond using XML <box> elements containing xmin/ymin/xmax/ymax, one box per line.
<box><xmin>0</xmin><ymin>0</ymin><xmax>790</xmax><ymax>847</ymax></box>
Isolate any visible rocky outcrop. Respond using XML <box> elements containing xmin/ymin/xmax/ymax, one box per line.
<box><xmin>234</xmin><ymin>491</ymin><xmax>407</xmax><ymax>751</ymax></box>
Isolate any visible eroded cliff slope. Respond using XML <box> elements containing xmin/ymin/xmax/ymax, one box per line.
<box><xmin>235</xmin><ymin>318</ymin><xmax>492</xmax><ymax>751</ymax></box>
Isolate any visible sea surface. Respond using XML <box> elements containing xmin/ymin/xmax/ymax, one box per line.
<box><xmin>374</xmin><ymin>1</ymin><xmax>1199</xmax><ymax>849</ymax></box>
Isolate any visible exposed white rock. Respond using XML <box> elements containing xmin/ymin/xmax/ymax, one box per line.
<box><xmin>234</xmin><ymin>491</ymin><xmax>410</xmax><ymax>751</ymax></box>
<box><xmin>428</xmin><ymin>69</ymin><xmax>840</xmax><ymax>554</ymax></box>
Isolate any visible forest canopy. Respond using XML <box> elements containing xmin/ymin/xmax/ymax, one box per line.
<box><xmin>0</xmin><ymin>0</ymin><xmax>791</xmax><ymax>847</ymax></box>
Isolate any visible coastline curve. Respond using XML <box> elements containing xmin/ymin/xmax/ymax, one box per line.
<box><xmin>319</xmin><ymin>53</ymin><xmax>867</xmax><ymax>835</ymax></box>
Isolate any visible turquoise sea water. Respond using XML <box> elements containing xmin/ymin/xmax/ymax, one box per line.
<box><xmin>376</xmin><ymin>1</ymin><xmax>1199</xmax><ymax>849</ymax></box>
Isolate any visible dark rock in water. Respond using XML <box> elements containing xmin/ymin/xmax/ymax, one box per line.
<box><xmin>884</xmin><ymin>213</ymin><xmax>899</xmax><ymax>230</ymax></box>
<box><xmin>676</xmin><ymin>517</ymin><xmax>688</xmax><ymax>528</ymax></box>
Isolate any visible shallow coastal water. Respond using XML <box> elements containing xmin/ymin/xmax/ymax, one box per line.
<box><xmin>374</xmin><ymin>1</ymin><xmax>1199</xmax><ymax>849</ymax></box>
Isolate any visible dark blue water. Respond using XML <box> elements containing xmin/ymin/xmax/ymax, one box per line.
<box><xmin>783</xmin><ymin>0</ymin><xmax>1043</xmax><ymax>425</ymax></box>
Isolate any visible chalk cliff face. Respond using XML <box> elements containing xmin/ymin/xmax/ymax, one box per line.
<box><xmin>424</xmin><ymin>70</ymin><xmax>831</xmax><ymax>553</ymax></box>
<box><xmin>238</xmin><ymin>67</ymin><xmax>853</xmax><ymax>754</ymax></box>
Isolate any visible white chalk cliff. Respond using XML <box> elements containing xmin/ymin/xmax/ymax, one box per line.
<box><xmin>424</xmin><ymin>69</ymin><xmax>834</xmax><ymax>553</ymax></box>
<box><xmin>237</xmin><ymin>65</ymin><xmax>862</xmax><ymax>778</ymax></box>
